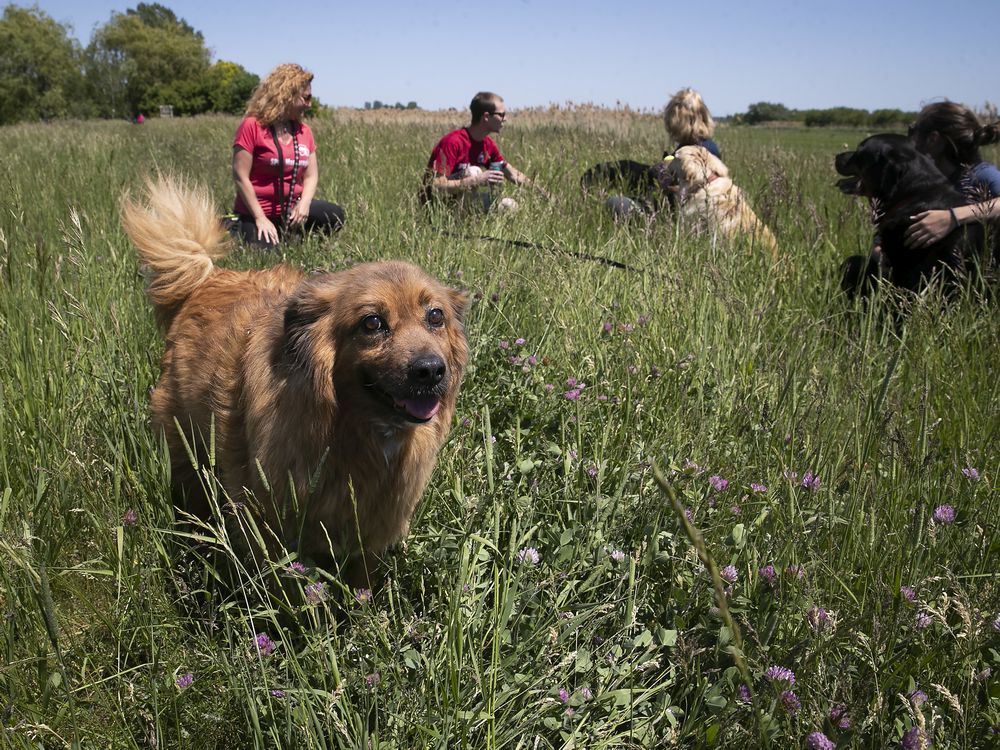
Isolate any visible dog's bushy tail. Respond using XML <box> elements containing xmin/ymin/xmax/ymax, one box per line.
<box><xmin>122</xmin><ymin>175</ymin><xmax>231</xmax><ymax>326</ymax></box>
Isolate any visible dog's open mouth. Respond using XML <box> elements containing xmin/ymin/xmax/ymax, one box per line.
<box><xmin>393</xmin><ymin>394</ymin><xmax>441</xmax><ymax>422</ymax></box>
<box><xmin>365</xmin><ymin>381</ymin><xmax>443</xmax><ymax>423</ymax></box>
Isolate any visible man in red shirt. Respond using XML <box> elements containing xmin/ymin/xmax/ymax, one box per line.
<box><xmin>422</xmin><ymin>92</ymin><xmax>547</xmax><ymax>209</ymax></box>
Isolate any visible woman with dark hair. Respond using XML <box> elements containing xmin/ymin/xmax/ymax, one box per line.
<box><xmin>232</xmin><ymin>63</ymin><xmax>344</xmax><ymax>248</ymax></box>
<box><xmin>904</xmin><ymin>101</ymin><xmax>1000</xmax><ymax>249</ymax></box>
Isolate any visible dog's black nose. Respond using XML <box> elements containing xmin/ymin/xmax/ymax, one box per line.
<box><xmin>408</xmin><ymin>355</ymin><xmax>446</xmax><ymax>385</ymax></box>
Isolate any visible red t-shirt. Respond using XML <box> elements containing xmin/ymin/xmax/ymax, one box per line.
<box><xmin>233</xmin><ymin>117</ymin><xmax>315</xmax><ymax>216</ymax></box>
<box><xmin>426</xmin><ymin>128</ymin><xmax>504</xmax><ymax>177</ymax></box>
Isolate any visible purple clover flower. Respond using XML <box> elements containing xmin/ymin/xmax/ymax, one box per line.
<box><xmin>962</xmin><ymin>466</ymin><xmax>980</xmax><ymax>481</ymax></box>
<box><xmin>785</xmin><ymin>564</ymin><xmax>806</xmax><ymax>580</ymax></box>
<box><xmin>750</xmin><ymin>483</ymin><xmax>768</xmax><ymax>493</ymax></box>
<box><xmin>780</xmin><ymin>690</ymin><xmax>800</xmax><ymax>714</ymax></box>
<box><xmin>364</xmin><ymin>672</ymin><xmax>381</xmax><ymax>688</ymax></box>
<box><xmin>801</xmin><ymin>472</ymin><xmax>821</xmax><ymax>491</ymax></box>
<box><xmin>908</xmin><ymin>689</ymin><xmax>928</xmax><ymax>707</ymax></box>
<box><xmin>759</xmin><ymin>564</ymin><xmax>777</xmax><ymax>586</ymax></box>
<box><xmin>499</xmin><ymin>340</ymin><xmax>509</xmax><ymax>350</ymax></box>
<box><xmin>807</xmin><ymin>606</ymin><xmax>830</xmax><ymax>631</ymax></box>
<box><xmin>900</xmin><ymin>585</ymin><xmax>916</xmax><ymax>602</ymax></box>
<box><xmin>720</xmin><ymin>565</ymin><xmax>738</xmax><ymax>584</ymax></box>
<box><xmin>765</xmin><ymin>665</ymin><xmax>796</xmax><ymax>685</ymax></box>
<box><xmin>270</xmin><ymin>689</ymin><xmax>285</xmax><ymax>698</ymax></box>
<box><xmin>829</xmin><ymin>704</ymin><xmax>851</xmax><ymax>729</ymax></box>
<box><xmin>609</xmin><ymin>549</ymin><xmax>626</xmax><ymax>563</ymax></box>
<box><xmin>564</xmin><ymin>388</ymin><xmax>582</xmax><ymax>401</ymax></box>
<box><xmin>932</xmin><ymin>505</ymin><xmax>955</xmax><ymax>525</ymax></box>
<box><xmin>708</xmin><ymin>475</ymin><xmax>729</xmax><ymax>492</ymax></box>
<box><xmin>901</xmin><ymin>726</ymin><xmax>929</xmax><ymax>750</ymax></box>
<box><xmin>304</xmin><ymin>582</ymin><xmax>326</xmax><ymax>604</ymax></box>
<box><xmin>806</xmin><ymin>731</ymin><xmax>835</xmax><ymax>750</ymax></box>
<box><xmin>514</xmin><ymin>337</ymin><xmax>526</xmax><ymax>346</ymax></box>
<box><xmin>355</xmin><ymin>588</ymin><xmax>372</xmax><ymax>603</ymax></box>
<box><xmin>581</xmin><ymin>686</ymin><xmax>593</xmax><ymax>700</ymax></box>
<box><xmin>557</xmin><ymin>688</ymin><xmax>569</xmax><ymax>703</ymax></box>
<box><xmin>122</xmin><ymin>509</ymin><xmax>138</xmax><ymax>526</ymax></box>
<box><xmin>286</xmin><ymin>561</ymin><xmax>308</xmax><ymax>575</ymax></box>
<box><xmin>915</xmin><ymin>611</ymin><xmax>933</xmax><ymax>629</ymax></box>
<box><xmin>737</xmin><ymin>684</ymin><xmax>753</xmax><ymax>704</ymax></box>
<box><xmin>175</xmin><ymin>672</ymin><xmax>194</xmax><ymax>689</ymax></box>
<box><xmin>253</xmin><ymin>633</ymin><xmax>276</xmax><ymax>657</ymax></box>
<box><xmin>517</xmin><ymin>547</ymin><xmax>540</xmax><ymax>566</ymax></box>
<box><xmin>602</xmin><ymin>322</ymin><xmax>613</xmax><ymax>334</ymax></box>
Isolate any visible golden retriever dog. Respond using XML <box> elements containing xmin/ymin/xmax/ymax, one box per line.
<box><xmin>666</xmin><ymin>145</ymin><xmax>779</xmax><ymax>260</ymax></box>
<box><xmin>122</xmin><ymin>177</ymin><xmax>468</xmax><ymax>585</ymax></box>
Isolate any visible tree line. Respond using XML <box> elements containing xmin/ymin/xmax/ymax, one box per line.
<box><xmin>0</xmin><ymin>3</ymin><xmax>260</xmax><ymax>124</ymax></box>
<box><xmin>733</xmin><ymin>102</ymin><xmax>917</xmax><ymax>128</ymax></box>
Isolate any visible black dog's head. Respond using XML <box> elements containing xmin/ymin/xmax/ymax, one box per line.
<box><xmin>834</xmin><ymin>134</ymin><xmax>952</xmax><ymax>205</ymax></box>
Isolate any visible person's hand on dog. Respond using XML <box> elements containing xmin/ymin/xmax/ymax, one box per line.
<box><xmin>255</xmin><ymin>215</ymin><xmax>280</xmax><ymax>243</ymax></box>
<box><xmin>905</xmin><ymin>209</ymin><xmax>956</xmax><ymax>249</ymax></box>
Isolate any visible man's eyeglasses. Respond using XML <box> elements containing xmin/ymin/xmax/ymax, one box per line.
<box><xmin>489</xmin><ymin>111</ymin><xmax>506</xmax><ymax>120</ymax></box>
<box><xmin>301</xmin><ymin>93</ymin><xmax>313</xmax><ymax>103</ymax></box>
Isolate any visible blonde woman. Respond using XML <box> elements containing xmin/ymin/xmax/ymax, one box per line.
<box><xmin>603</xmin><ymin>87</ymin><xmax>722</xmax><ymax>219</ymax></box>
<box><xmin>663</xmin><ymin>87</ymin><xmax>721</xmax><ymax>159</ymax></box>
<box><xmin>232</xmin><ymin>63</ymin><xmax>344</xmax><ymax>248</ymax></box>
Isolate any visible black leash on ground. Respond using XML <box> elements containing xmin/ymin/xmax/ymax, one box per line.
<box><xmin>431</xmin><ymin>227</ymin><xmax>643</xmax><ymax>274</ymax></box>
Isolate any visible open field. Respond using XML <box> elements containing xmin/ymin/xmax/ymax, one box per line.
<box><xmin>0</xmin><ymin>109</ymin><xmax>997</xmax><ymax>748</ymax></box>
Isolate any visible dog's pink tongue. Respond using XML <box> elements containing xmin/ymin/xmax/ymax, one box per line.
<box><xmin>399</xmin><ymin>395</ymin><xmax>441</xmax><ymax>420</ymax></box>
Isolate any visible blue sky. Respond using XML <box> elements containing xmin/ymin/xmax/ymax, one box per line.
<box><xmin>31</xmin><ymin>0</ymin><xmax>1000</xmax><ymax>116</ymax></box>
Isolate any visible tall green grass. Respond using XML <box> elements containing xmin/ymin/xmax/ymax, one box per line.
<box><xmin>0</xmin><ymin>112</ymin><xmax>997</xmax><ymax>748</ymax></box>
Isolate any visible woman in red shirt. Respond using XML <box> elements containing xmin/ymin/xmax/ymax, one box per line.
<box><xmin>232</xmin><ymin>63</ymin><xmax>344</xmax><ymax>248</ymax></box>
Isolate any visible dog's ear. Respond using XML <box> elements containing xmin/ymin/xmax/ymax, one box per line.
<box><xmin>446</xmin><ymin>287</ymin><xmax>469</xmax><ymax>323</ymax></box>
<box><xmin>281</xmin><ymin>281</ymin><xmax>336</xmax><ymax>405</ymax></box>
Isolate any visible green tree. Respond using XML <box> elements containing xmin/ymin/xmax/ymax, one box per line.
<box><xmin>203</xmin><ymin>60</ymin><xmax>258</xmax><ymax>114</ymax></box>
<box><xmin>85</xmin><ymin>2</ymin><xmax>209</xmax><ymax>118</ymax></box>
<box><xmin>742</xmin><ymin>102</ymin><xmax>793</xmax><ymax>125</ymax></box>
<box><xmin>0</xmin><ymin>4</ymin><xmax>89</xmax><ymax>124</ymax></box>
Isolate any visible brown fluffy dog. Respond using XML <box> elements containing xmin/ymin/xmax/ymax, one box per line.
<box><xmin>122</xmin><ymin>177</ymin><xmax>468</xmax><ymax>583</ymax></box>
<box><xmin>666</xmin><ymin>145</ymin><xmax>779</xmax><ymax>260</ymax></box>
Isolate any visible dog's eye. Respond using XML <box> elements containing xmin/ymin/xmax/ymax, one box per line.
<box><xmin>362</xmin><ymin>314</ymin><xmax>386</xmax><ymax>332</ymax></box>
<box><xmin>427</xmin><ymin>308</ymin><xmax>445</xmax><ymax>327</ymax></box>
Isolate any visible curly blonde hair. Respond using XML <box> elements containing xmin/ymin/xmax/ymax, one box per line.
<box><xmin>664</xmin><ymin>88</ymin><xmax>715</xmax><ymax>146</ymax></box>
<box><xmin>245</xmin><ymin>63</ymin><xmax>314</xmax><ymax>126</ymax></box>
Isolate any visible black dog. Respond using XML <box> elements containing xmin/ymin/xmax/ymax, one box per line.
<box><xmin>581</xmin><ymin>158</ymin><xmax>677</xmax><ymax>215</ymax></box>
<box><xmin>835</xmin><ymin>133</ymin><xmax>985</xmax><ymax>296</ymax></box>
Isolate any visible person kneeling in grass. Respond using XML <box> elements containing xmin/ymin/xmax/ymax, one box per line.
<box><xmin>420</xmin><ymin>91</ymin><xmax>549</xmax><ymax>212</ymax></box>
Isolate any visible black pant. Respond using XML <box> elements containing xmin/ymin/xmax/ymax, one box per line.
<box><xmin>235</xmin><ymin>199</ymin><xmax>345</xmax><ymax>249</ymax></box>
